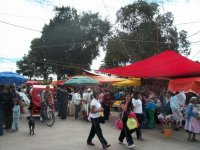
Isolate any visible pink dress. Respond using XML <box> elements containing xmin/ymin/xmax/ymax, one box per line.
<box><xmin>184</xmin><ymin>105</ymin><xmax>200</xmax><ymax>133</ymax></box>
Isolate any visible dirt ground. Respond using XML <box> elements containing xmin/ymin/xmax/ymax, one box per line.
<box><xmin>0</xmin><ymin>111</ymin><xmax>200</xmax><ymax>150</ymax></box>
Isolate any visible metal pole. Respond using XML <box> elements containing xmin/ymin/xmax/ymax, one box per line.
<box><xmin>33</xmin><ymin>62</ymin><xmax>36</xmax><ymax>80</ymax></box>
<box><xmin>157</xmin><ymin>26</ymin><xmax>159</xmax><ymax>53</ymax></box>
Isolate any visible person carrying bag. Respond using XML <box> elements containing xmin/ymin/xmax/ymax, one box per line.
<box><xmin>127</xmin><ymin>111</ymin><xmax>140</xmax><ymax>130</ymax></box>
<box><xmin>118</xmin><ymin>92</ymin><xmax>136</xmax><ymax>149</ymax></box>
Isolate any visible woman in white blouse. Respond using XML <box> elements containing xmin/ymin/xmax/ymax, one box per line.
<box><xmin>87</xmin><ymin>91</ymin><xmax>111</xmax><ymax>149</ymax></box>
<box><xmin>132</xmin><ymin>91</ymin><xmax>143</xmax><ymax>140</ymax></box>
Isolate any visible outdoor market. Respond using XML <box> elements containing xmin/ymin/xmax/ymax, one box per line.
<box><xmin>1</xmin><ymin>1</ymin><xmax>200</xmax><ymax>149</ymax></box>
<box><xmin>0</xmin><ymin>50</ymin><xmax>200</xmax><ymax>150</ymax></box>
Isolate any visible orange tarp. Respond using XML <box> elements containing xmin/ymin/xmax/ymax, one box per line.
<box><xmin>168</xmin><ymin>77</ymin><xmax>200</xmax><ymax>94</ymax></box>
<box><xmin>90</xmin><ymin>75</ymin><xmax>124</xmax><ymax>83</ymax></box>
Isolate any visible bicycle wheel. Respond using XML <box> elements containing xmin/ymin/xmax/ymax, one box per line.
<box><xmin>45</xmin><ymin>108</ymin><xmax>55</xmax><ymax>127</ymax></box>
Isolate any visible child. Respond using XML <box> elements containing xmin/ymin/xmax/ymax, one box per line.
<box><xmin>10</xmin><ymin>99</ymin><xmax>20</xmax><ymax>132</ymax></box>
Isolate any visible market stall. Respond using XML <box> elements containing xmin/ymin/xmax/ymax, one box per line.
<box><xmin>168</xmin><ymin>77</ymin><xmax>200</xmax><ymax>94</ymax></box>
<box><xmin>68</xmin><ymin>74</ymin><xmax>124</xmax><ymax>84</ymax></box>
<box><xmin>112</xmin><ymin>78</ymin><xmax>141</xmax><ymax>87</ymax></box>
<box><xmin>98</xmin><ymin>50</ymin><xmax>200</xmax><ymax>78</ymax></box>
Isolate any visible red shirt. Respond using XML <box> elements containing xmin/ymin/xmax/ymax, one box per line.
<box><xmin>102</xmin><ymin>92</ymin><xmax>112</xmax><ymax>106</ymax></box>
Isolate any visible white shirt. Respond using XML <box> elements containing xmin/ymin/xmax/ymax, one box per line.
<box><xmin>73</xmin><ymin>93</ymin><xmax>82</xmax><ymax>105</ymax></box>
<box><xmin>83</xmin><ymin>92</ymin><xmax>92</xmax><ymax>104</ymax></box>
<box><xmin>89</xmin><ymin>98</ymin><xmax>101</xmax><ymax>118</ymax></box>
<box><xmin>132</xmin><ymin>98</ymin><xmax>143</xmax><ymax>114</ymax></box>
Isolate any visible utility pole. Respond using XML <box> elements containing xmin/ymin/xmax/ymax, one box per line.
<box><xmin>34</xmin><ymin>62</ymin><xmax>36</xmax><ymax>80</ymax></box>
<box><xmin>157</xmin><ymin>26</ymin><xmax>160</xmax><ymax>53</ymax></box>
<box><xmin>32</xmin><ymin>62</ymin><xmax>36</xmax><ymax>80</ymax></box>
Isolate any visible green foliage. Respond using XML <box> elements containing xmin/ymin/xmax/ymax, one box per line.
<box><xmin>104</xmin><ymin>36</ymin><xmax>131</xmax><ymax>68</ymax></box>
<box><xmin>103</xmin><ymin>0</ymin><xmax>190</xmax><ymax>68</ymax></box>
<box><xmin>16</xmin><ymin>55</ymin><xmax>34</xmax><ymax>80</ymax></box>
<box><xmin>17</xmin><ymin>6</ymin><xmax>111</xmax><ymax>79</ymax></box>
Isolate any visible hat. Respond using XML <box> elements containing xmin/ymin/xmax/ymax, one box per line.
<box><xmin>87</xmin><ymin>88</ymin><xmax>91</xmax><ymax>91</ymax></box>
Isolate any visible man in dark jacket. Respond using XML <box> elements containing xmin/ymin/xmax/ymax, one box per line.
<box><xmin>3</xmin><ymin>87</ymin><xmax>13</xmax><ymax>130</ymax></box>
<box><xmin>59</xmin><ymin>86</ymin><xmax>68</xmax><ymax>119</ymax></box>
<box><xmin>56</xmin><ymin>86</ymin><xmax>62</xmax><ymax>117</ymax></box>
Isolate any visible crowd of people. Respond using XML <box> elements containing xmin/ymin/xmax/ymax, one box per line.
<box><xmin>54</xmin><ymin>86</ymin><xmax>113</xmax><ymax>122</ymax></box>
<box><xmin>1</xmin><ymin>84</ymin><xmax>200</xmax><ymax>149</ymax></box>
<box><xmin>53</xmin><ymin>85</ymin><xmax>200</xmax><ymax>149</ymax></box>
<box><xmin>0</xmin><ymin>85</ymin><xmax>29</xmax><ymax>136</ymax></box>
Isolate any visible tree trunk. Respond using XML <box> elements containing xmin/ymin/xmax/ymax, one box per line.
<box><xmin>43</xmin><ymin>73</ymin><xmax>48</xmax><ymax>81</ymax></box>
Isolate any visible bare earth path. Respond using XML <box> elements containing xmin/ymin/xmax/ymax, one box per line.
<box><xmin>0</xmin><ymin>111</ymin><xmax>199</xmax><ymax>150</ymax></box>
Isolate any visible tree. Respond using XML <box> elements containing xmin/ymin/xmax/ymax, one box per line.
<box><xmin>103</xmin><ymin>0</ymin><xmax>190</xmax><ymax>68</ymax></box>
<box><xmin>104</xmin><ymin>36</ymin><xmax>131</xmax><ymax>68</ymax></box>
<box><xmin>17</xmin><ymin>6</ymin><xmax>111</xmax><ymax>80</ymax></box>
<box><xmin>16</xmin><ymin>55</ymin><xmax>35</xmax><ymax>80</ymax></box>
<box><xmin>40</xmin><ymin>6</ymin><xmax>111</xmax><ymax>79</ymax></box>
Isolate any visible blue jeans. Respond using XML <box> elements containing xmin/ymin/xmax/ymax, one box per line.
<box><xmin>12</xmin><ymin>117</ymin><xmax>19</xmax><ymax>130</ymax></box>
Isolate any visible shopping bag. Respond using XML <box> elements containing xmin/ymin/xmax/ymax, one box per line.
<box><xmin>115</xmin><ymin>111</ymin><xmax>124</xmax><ymax>130</ymax></box>
<box><xmin>116</xmin><ymin>119</ymin><xmax>123</xmax><ymax>130</ymax></box>
<box><xmin>126</xmin><ymin>117</ymin><xmax>138</xmax><ymax>130</ymax></box>
<box><xmin>128</xmin><ymin>111</ymin><xmax>140</xmax><ymax>127</ymax></box>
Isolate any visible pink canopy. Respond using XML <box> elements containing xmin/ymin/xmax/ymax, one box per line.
<box><xmin>98</xmin><ymin>50</ymin><xmax>200</xmax><ymax>78</ymax></box>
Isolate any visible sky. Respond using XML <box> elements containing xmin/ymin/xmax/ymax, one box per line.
<box><xmin>0</xmin><ymin>0</ymin><xmax>200</xmax><ymax>73</ymax></box>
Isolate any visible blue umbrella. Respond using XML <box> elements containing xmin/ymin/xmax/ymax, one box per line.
<box><xmin>0</xmin><ymin>72</ymin><xmax>27</xmax><ymax>86</ymax></box>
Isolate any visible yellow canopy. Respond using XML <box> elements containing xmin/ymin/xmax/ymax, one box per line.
<box><xmin>112</xmin><ymin>78</ymin><xmax>141</xmax><ymax>87</ymax></box>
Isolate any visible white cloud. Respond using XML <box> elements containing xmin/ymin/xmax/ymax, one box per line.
<box><xmin>0</xmin><ymin>0</ymin><xmax>53</xmax><ymax>58</ymax></box>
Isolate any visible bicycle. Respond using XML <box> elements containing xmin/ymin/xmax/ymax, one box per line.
<box><xmin>42</xmin><ymin>103</ymin><xmax>55</xmax><ymax>127</ymax></box>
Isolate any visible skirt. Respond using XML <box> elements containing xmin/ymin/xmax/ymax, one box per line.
<box><xmin>184</xmin><ymin>117</ymin><xmax>200</xmax><ymax>134</ymax></box>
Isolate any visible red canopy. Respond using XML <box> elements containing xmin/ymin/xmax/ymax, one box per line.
<box><xmin>168</xmin><ymin>77</ymin><xmax>200</xmax><ymax>94</ymax></box>
<box><xmin>99</xmin><ymin>50</ymin><xmax>200</xmax><ymax>78</ymax></box>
